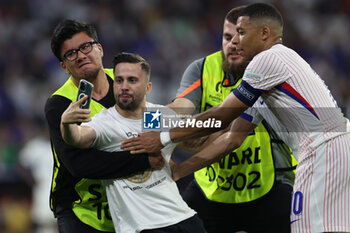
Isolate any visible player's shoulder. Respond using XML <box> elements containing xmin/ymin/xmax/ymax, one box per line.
<box><xmin>250</xmin><ymin>44</ymin><xmax>289</xmax><ymax>68</ymax></box>
<box><xmin>256</xmin><ymin>44</ymin><xmax>279</xmax><ymax>58</ymax></box>
<box><xmin>261</xmin><ymin>43</ymin><xmax>285</xmax><ymax>53</ymax></box>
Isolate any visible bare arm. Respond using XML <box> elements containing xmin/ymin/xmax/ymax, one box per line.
<box><xmin>171</xmin><ymin>117</ymin><xmax>257</xmax><ymax>181</ymax></box>
<box><xmin>122</xmin><ymin>92</ymin><xmax>248</xmax><ymax>153</ymax></box>
<box><xmin>166</xmin><ymin>98</ymin><xmax>196</xmax><ymax>115</ymax></box>
<box><xmin>177</xmin><ymin>125</ymin><xmax>231</xmax><ymax>153</ymax></box>
<box><xmin>168</xmin><ymin>97</ymin><xmax>215</xmax><ymax>153</ymax></box>
<box><xmin>170</xmin><ymin>93</ymin><xmax>248</xmax><ymax>142</ymax></box>
<box><xmin>45</xmin><ymin>94</ymin><xmax>156</xmax><ymax>179</ymax></box>
<box><xmin>60</xmin><ymin>96</ymin><xmax>96</xmax><ymax>149</ymax></box>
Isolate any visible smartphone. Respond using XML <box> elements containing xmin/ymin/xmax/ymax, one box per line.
<box><xmin>76</xmin><ymin>79</ymin><xmax>94</xmax><ymax>109</ymax></box>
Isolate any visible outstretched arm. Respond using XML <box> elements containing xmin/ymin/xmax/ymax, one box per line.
<box><xmin>170</xmin><ymin>93</ymin><xmax>248</xmax><ymax>142</ymax></box>
<box><xmin>60</xmin><ymin>95</ymin><xmax>96</xmax><ymax>148</ymax></box>
<box><xmin>168</xmin><ymin>97</ymin><xmax>228</xmax><ymax>153</ymax></box>
<box><xmin>122</xmin><ymin>92</ymin><xmax>248</xmax><ymax>153</ymax></box>
<box><xmin>45</xmin><ymin>95</ymin><xmax>156</xmax><ymax>179</ymax></box>
<box><xmin>177</xmin><ymin>126</ymin><xmax>230</xmax><ymax>153</ymax></box>
<box><xmin>171</xmin><ymin>117</ymin><xmax>256</xmax><ymax>181</ymax></box>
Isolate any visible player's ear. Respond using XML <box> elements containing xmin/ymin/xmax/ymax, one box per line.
<box><xmin>146</xmin><ymin>82</ymin><xmax>152</xmax><ymax>95</ymax></box>
<box><xmin>261</xmin><ymin>25</ymin><xmax>270</xmax><ymax>41</ymax></box>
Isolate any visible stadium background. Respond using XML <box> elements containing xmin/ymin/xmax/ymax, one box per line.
<box><xmin>0</xmin><ymin>0</ymin><xmax>349</xmax><ymax>232</ymax></box>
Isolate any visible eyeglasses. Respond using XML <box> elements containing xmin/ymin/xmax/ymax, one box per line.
<box><xmin>62</xmin><ymin>41</ymin><xmax>98</xmax><ymax>62</ymax></box>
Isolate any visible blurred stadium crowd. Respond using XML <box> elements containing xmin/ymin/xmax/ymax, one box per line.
<box><xmin>0</xmin><ymin>0</ymin><xmax>349</xmax><ymax>232</ymax></box>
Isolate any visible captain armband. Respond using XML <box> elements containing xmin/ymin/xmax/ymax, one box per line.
<box><xmin>232</xmin><ymin>80</ymin><xmax>264</xmax><ymax>107</ymax></box>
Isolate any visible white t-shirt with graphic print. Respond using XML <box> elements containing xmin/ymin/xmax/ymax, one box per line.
<box><xmin>83</xmin><ymin>102</ymin><xmax>195</xmax><ymax>233</ymax></box>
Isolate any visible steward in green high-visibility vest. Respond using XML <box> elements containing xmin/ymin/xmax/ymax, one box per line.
<box><xmin>197</xmin><ymin>51</ymin><xmax>296</xmax><ymax>203</ymax></box>
<box><xmin>46</xmin><ymin>19</ymin><xmax>151</xmax><ymax>233</ymax></box>
<box><xmin>172</xmin><ymin>48</ymin><xmax>296</xmax><ymax>232</ymax></box>
<box><xmin>50</xmin><ymin>69</ymin><xmax>115</xmax><ymax>231</ymax></box>
<box><xmin>46</xmin><ymin>69</ymin><xmax>151</xmax><ymax>232</ymax></box>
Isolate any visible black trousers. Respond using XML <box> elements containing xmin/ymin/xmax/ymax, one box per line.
<box><xmin>57</xmin><ymin>208</ymin><xmax>206</xmax><ymax>233</ymax></box>
<box><xmin>182</xmin><ymin>180</ymin><xmax>292</xmax><ymax>233</ymax></box>
<box><xmin>56</xmin><ymin>208</ymin><xmax>115</xmax><ymax>233</ymax></box>
<box><xmin>141</xmin><ymin>215</ymin><xmax>207</xmax><ymax>233</ymax></box>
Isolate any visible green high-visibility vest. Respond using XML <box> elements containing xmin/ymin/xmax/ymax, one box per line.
<box><xmin>51</xmin><ymin>69</ymin><xmax>114</xmax><ymax>231</ymax></box>
<box><xmin>195</xmin><ymin>52</ymin><xmax>275</xmax><ymax>203</ymax></box>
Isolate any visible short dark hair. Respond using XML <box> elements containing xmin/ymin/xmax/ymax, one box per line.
<box><xmin>225</xmin><ymin>6</ymin><xmax>246</xmax><ymax>24</ymax></box>
<box><xmin>51</xmin><ymin>19</ymin><xmax>98</xmax><ymax>61</ymax></box>
<box><xmin>239</xmin><ymin>3</ymin><xmax>283</xmax><ymax>27</ymax></box>
<box><xmin>112</xmin><ymin>52</ymin><xmax>151</xmax><ymax>81</ymax></box>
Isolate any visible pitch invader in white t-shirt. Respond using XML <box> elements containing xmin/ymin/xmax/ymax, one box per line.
<box><xmin>121</xmin><ymin>4</ymin><xmax>350</xmax><ymax>233</ymax></box>
<box><xmin>60</xmin><ymin>52</ymin><xmax>208</xmax><ymax>233</ymax></box>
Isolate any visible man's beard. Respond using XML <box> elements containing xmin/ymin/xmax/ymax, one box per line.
<box><xmin>116</xmin><ymin>93</ymin><xmax>140</xmax><ymax>111</ymax></box>
<box><xmin>222</xmin><ymin>51</ymin><xmax>249</xmax><ymax>79</ymax></box>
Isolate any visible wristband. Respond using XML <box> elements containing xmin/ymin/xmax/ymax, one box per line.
<box><xmin>160</xmin><ymin>131</ymin><xmax>172</xmax><ymax>146</ymax></box>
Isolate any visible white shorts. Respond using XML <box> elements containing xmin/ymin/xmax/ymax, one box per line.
<box><xmin>291</xmin><ymin>134</ymin><xmax>350</xmax><ymax>233</ymax></box>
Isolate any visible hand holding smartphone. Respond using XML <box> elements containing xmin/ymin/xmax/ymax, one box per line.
<box><xmin>77</xmin><ymin>79</ymin><xmax>94</xmax><ymax>109</ymax></box>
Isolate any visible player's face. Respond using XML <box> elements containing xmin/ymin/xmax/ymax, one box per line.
<box><xmin>114</xmin><ymin>62</ymin><xmax>151</xmax><ymax>111</ymax></box>
<box><xmin>222</xmin><ymin>20</ymin><xmax>249</xmax><ymax>76</ymax></box>
<box><xmin>236</xmin><ymin>16</ymin><xmax>265</xmax><ymax>61</ymax></box>
<box><xmin>60</xmin><ymin>32</ymin><xmax>104</xmax><ymax>82</ymax></box>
